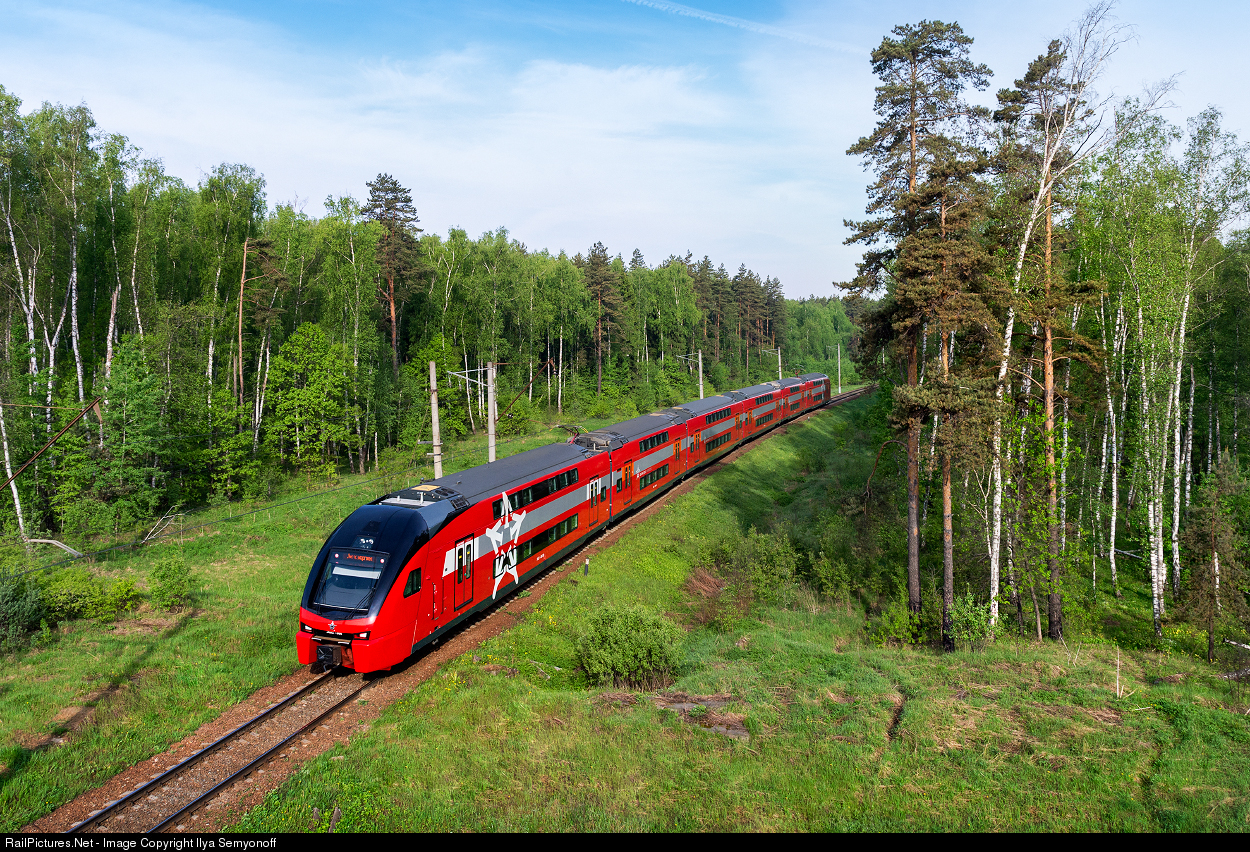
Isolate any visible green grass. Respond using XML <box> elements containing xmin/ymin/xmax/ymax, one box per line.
<box><xmin>230</xmin><ymin>397</ymin><xmax>1250</xmax><ymax>832</ymax></box>
<box><xmin>0</xmin><ymin>413</ymin><xmax>632</xmax><ymax>830</ymax></box>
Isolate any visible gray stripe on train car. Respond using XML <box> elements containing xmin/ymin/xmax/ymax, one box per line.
<box><xmin>701</xmin><ymin>418</ymin><xmax>735</xmax><ymax>441</ymax></box>
<box><xmin>752</xmin><ymin>401</ymin><xmax>777</xmax><ymax>416</ymax></box>
<box><xmin>470</xmin><ymin>487</ymin><xmax>585</xmax><ymax>557</ymax></box>
<box><xmin>636</xmin><ymin>443</ymin><xmax>676</xmax><ymax>475</ymax></box>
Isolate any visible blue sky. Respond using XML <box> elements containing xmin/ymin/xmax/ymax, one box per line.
<box><xmin>1</xmin><ymin>0</ymin><xmax>1246</xmax><ymax>297</ymax></box>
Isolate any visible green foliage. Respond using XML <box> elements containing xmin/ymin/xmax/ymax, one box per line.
<box><xmin>0</xmin><ymin>569</ymin><xmax>45</xmax><ymax>651</ymax></box>
<box><xmin>575</xmin><ymin>604</ymin><xmax>683</xmax><ymax>690</ymax></box>
<box><xmin>267</xmin><ymin>323</ymin><xmax>352</xmax><ymax>481</ymax></box>
<box><xmin>949</xmin><ymin>589</ymin><xmax>995</xmax><ymax>650</ymax></box>
<box><xmin>42</xmin><ymin>567</ymin><xmax>140</xmax><ymax>622</ymax></box>
<box><xmin>870</xmin><ymin>592</ymin><xmax>920</xmax><ymax>646</ymax></box>
<box><xmin>150</xmin><ymin>554</ymin><xmax>196</xmax><ymax>610</ymax></box>
<box><xmin>807</xmin><ymin>551</ymin><xmax>850</xmax><ymax>601</ymax></box>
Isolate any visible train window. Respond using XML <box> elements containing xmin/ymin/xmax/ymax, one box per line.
<box><xmin>456</xmin><ymin>540</ymin><xmax>473</xmax><ymax>582</ymax></box>
<box><xmin>703</xmin><ymin>407</ymin><xmax>732</xmax><ymax>426</ymax></box>
<box><xmin>638</xmin><ymin>464</ymin><xmax>669</xmax><ymax>489</ymax></box>
<box><xmin>403</xmin><ymin>570</ymin><xmax>422</xmax><ymax>598</ymax></box>
<box><xmin>639</xmin><ymin>431</ymin><xmax>669</xmax><ymax>453</ymax></box>
<box><xmin>493</xmin><ymin>468</ymin><xmax>581</xmax><ymax>518</ymax></box>
<box><xmin>518</xmin><ymin>514</ymin><xmax>579</xmax><ymax>561</ymax></box>
<box><xmin>313</xmin><ymin>549</ymin><xmax>390</xmax><ymax>613</ymax></box>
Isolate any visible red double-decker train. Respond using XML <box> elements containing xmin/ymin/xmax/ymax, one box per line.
<box><xmin>297</xmin><ymin>373</ymin><xmax>833</xmax><ymax>673</ymax></box>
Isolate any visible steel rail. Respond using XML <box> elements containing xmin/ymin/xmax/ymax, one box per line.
<box><xmin>68</xmin><ymin>673</ymin><xmax>333</xmax><ymax>833</ymax></box>
<box><xmin>150</xmin><ymin>680</ymin><xmax>370</xmax><ymax>832</ymax></box>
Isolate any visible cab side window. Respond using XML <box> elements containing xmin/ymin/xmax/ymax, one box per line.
<box><xmin>404</xmin><ymin>570</ymin><xmax>422</xmax><ymax>597</ymax></box>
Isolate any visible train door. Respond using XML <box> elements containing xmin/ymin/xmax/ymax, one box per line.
<box><xmin>453</xmin><ymin>535</ymin><xmax>474</xmax><ymax>610</ymax></box>
<box><xmin>589</xmin><ymin>478</ymin><xmax>602</xmax><ymax>527</ymax></box>
<box><xmin>622</xmin><ymin>461</ymin><xmax>634</xmax><ymax>508</ymax></box>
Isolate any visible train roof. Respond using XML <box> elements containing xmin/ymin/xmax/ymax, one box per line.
<box><xmin>780</xmin><ymin>377</ymin><xmax>802</xmax><ymax>389</ymax></box>
<box><xmin>422</xmin><ymin>441</ymin><xmax>588</xmax><ymax>504</ymax></box>
<box><xmin>799</xmin><ymin>372</ymin><xmax>829</xmax><ymax>381</ymax></box>
<box><xmin>734</xmin><ymin>381</ymin><xmax>784</xmax><ymax>399</ymax></box>
<box><xmin>672</xmin><ymin>394</ymin><xmax>735</xmax><ymax>416</ymax></box>
<box><xmin>594</xmin><ymin>411</ymin><xmax>681</xmax><ymax>442</ymax></box>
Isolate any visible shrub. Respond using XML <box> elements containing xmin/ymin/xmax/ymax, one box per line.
<box><xmin>949</xmin><ymin>589</ymin><xmax>995</xmax><ymax>651</ymax></box>
<box><xmin>808</xmin><ymin>550</ymin><xmax>850</xmax><ymax>602</ymax></box>
<box><xmin>44</xmin><ymin>567</ymin><xmax>141</xmax><ymax>621</ymax></box>
<box><xmin>150</xmin><ymin>555</ymin><xmax>195</xmax><ymax>609</ymax></box>
<box><xmin>871</xmin><ymin>593</ymin><xmax>920</xmax><ymax>646</ymax></box>
<box><xmin>0</xmin><ymin>569</ymin><xmax>46</xmax><ymax>652</ymax></box>
<box><xmin>576</xmin><ymin>604</ymin><xmax>683</xmax><ymax>690</ymax></box>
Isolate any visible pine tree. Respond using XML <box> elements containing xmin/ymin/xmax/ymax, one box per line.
<box><xmin>845</xmin><ymin>19</ymin><xmax>991</xmax><ymax>614</ymax></box>
<box><xmin>364</xmin><ymin>174</ymin><xmax>421</xmax><ymax>379</ymax></box>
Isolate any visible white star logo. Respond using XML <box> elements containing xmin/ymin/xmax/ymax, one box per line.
<box><xmin>328</xmin><ymin>621</ymin><xmax>336</xmax><ymax>632</ymax></box>
<box><xmin>487</xmin><ymin>490</ymin><xmax>525</xmax><ymax>599</ymax></box>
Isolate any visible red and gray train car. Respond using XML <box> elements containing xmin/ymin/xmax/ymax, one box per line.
<box><xmin>297</xmin><ymin>373</ymin><xmax>832</xmax><ymax>673</ymax></box>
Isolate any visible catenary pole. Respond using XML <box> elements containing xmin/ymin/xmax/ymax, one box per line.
<box><xmin>487</xmin><ymin>362</ymin><xmax>497</xmax><ymax>463</ymax></box>
<box><xmin>429</xmin><ymin>360</ymin><xmax>443</xmax><ymax>479</ymax></box>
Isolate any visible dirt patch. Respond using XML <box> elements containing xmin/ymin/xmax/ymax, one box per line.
<box><xmin>1088</xmin><ymin>708</ymin><xmax>1123</xmax><ymax>725</ymax></box>
<box><xmin>1154</xmin><ymin>673</ymin><xmax>1190</xmax><ymax>685</ymax></box>
<box><xmin>885</xmin><ymin>693</ymin><xmax>906</xmax><ymax>742</ymax></box>
<box><xmin>650</xmin><ymin>691</ymin><xmax>748</xmax><ymax>741</ymax></box>
<box><xmin>595</xmin><ymin>692</ymin><xmax>639</xmax><ymax>709</ymax></box>
<box><xmin>113</xmin><ymin>616</ymin><xmax>180</xmax><ymax>636</ymax></box>
<box><xmin>482</xmin><ymin>664</ymin><xmax>519</xmax><ymax>677</ymax></box>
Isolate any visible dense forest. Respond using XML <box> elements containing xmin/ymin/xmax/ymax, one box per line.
<box><xmin>0</xmin><ymin>83</ymin><xmax>859</xmax><ymax>552</ymax></box>
<box><xmin>843</xmin><ymin>5</ymin><xmax>1250</xmax><ymax>657</ymax></box>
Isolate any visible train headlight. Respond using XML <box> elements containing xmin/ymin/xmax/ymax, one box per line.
<box><xmin>356</xmin><ymin>632</ymin><xmax>370</xmax><ymax>640</ymax></box>
<box><xmin>301</xmin><ymin>623</ymin><xmax>312</xmax><ymax>632</ymax></box>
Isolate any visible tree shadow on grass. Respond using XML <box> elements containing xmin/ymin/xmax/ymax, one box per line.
<box><xmin>0</xmin><ymin>607</ymin><xmax>199</xmax><ymax>802</ymax></box>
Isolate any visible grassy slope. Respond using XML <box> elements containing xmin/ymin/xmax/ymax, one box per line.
<box><xmin>0</xmin><ymin>420</ymin><xmax>621</xmax><ymax>830</ymax></box>
<box><xmin>230</xmin><ymin>397</ymin><xmax>1250</xmax><ymax>833</ymax></box>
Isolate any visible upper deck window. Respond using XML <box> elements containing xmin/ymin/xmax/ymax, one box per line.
<box><xmin>704</xmin><ymin>407</ymin><xmax>732</xmax><ymax>426</ymax></box>
<box><xmin>639</xmin><ymin>431</ymin><xmax>669</xmax><ymax>453</ymax></box>
<box><xmin>493</xmin><ymin>468</ymin><xmax>580</xmax><ymax>519</ymax></box>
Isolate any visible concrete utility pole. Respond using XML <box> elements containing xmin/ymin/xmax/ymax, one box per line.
<box><xmin>838</xmin><ymin>342</ymin><xmax>842</xmax><ymax>393</ymax></box>
<box><xmin>429</xmin><ymin>360</ymin><xmax>443</xmax><ymax>479</ymax></box>
<box><xmin>777</xmin><ymin>347</ymin><xmax>782</xmax><ymax>380</ymax></box>
<box><xmin>487</xmin><ymin>361</ymin><xmax>497</xmax><ymax>463</ymax></box>
<box><xmin>698</xmin><ymin>350</ymin><xmax>704</xmax><ymax>399</ymax></box>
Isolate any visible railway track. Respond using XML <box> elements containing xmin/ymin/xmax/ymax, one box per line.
<box><xmin>69</xmin><ymin>672</ymin><xmax>370</xmax><ymax>833</ymax></box>
<box><xmin>52</xmin><ymin>382</ymin><xmax>876</xmax><ymax>834</ymax></box>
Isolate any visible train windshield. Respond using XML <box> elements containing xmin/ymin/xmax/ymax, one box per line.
<box><xmin>313</xmin><ymin>548</ymin><xmax>392</xmax><ymax>613</ymax></box>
